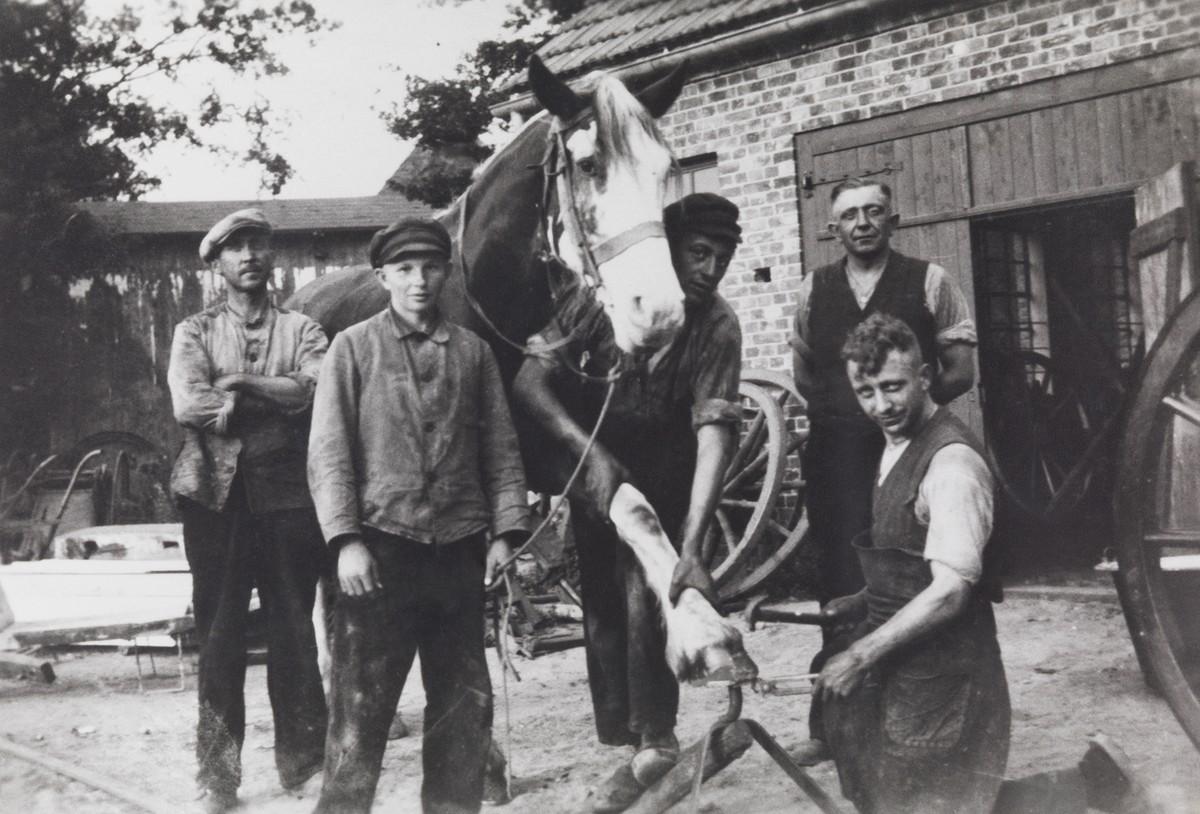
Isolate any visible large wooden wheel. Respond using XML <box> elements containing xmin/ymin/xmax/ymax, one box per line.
<box><xmin>1114</xmin><ymin>287</ymin><xmax>1200</xmax><ymax>751</ymax></box>
<box><xmin>707</xmin><ymin>370</ymin><xmax>809</xmax><ymax>600</ymax></box>
<box><xmin>986</xmin><ymin>349</ymin><xmax>1123</xmax><ymax>523</ymax></box>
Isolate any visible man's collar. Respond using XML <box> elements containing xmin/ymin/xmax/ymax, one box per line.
<box><xmin>388</xmin><ymin>306</ymin><xmax>449</xmax><ymax>343</ymax></box>
<box><xmin>223</xmin><ymin>297</ymin><xmax>274</xmax><ymax>327</ymax></box>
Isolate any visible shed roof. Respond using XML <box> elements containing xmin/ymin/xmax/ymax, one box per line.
<box><xmin>515</xmin><ymin>0</ymin><xmax>805</xmax><ymax>84</ymax></box>
<box><xmin>76</xmin><ymin>196</ymin><xmax>431</xmax><ymax>237</ymax></box>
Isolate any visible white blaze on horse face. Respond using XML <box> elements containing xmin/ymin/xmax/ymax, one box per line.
<box><xmin>608</xmin><ymin>483</ymin><xmax>746</xmax><ymax>682</ymax></box>
<box><xmin>560</xmin><ymin>120</ymin><xmax>683</xmax><ymax>353</ymax></box>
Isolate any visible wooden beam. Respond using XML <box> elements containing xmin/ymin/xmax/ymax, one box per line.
<box><xmin>12</xmin><ymin>616</ymin><xmax>191</xmax><ymax>648</ymax></box>
<box><xmin>0</xmin><ymin>653</ymin><xmax>54</xmax><ymax>683</ymax></box>
<box><xmin>1130</xmin><ymin>207</ymin><xmax>1188</xmax><ymax>259</ymax></box>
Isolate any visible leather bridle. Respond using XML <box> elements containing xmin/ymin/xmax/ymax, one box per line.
<box><xmin>455</xmin><ymin>109</ymin><xmax>670</xmax><ymax>379</ymax></box>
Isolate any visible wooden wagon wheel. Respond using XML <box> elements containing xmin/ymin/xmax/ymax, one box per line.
<box><xmin>706</xmin><ymin>370</ymin><xmax>810</xmax><ymax>600</ymax></box>
<box><xmin>986</xmin><ymin>349</ymin><xmax>1122</xmax><ymax>523</ymax></box>
<box><xmin>1114</xmin><ymin>288</ymin><xmax>1200</xmax><ymax>751</ymax></box>
<box><xmin>706</xmin><ymin>380</ymin><xmax>787</xmax><ymax>588</ymax></box>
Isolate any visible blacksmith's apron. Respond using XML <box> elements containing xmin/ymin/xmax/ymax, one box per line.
<box><xmin>824</xmin><ymin>410</ymin><xmax>1011</xmax><ymax>814</ymax></box>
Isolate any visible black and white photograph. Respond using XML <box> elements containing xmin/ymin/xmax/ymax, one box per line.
<box><xmin>1</xmin><ymin>0</ymin><xmax>1199</xmax><ymax>811</ymax></box>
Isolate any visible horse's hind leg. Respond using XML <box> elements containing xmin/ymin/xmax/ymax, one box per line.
<box><xmin>607</xmin><ymin>483</ymin><xmax>755</xmax><ymax>682</ymax></box>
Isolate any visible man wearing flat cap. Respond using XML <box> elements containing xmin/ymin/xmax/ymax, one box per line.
<box><xmin>168</xmin><ymin>208</ymin><xmax>330</xmax><ymax>812</ymax></box>
<box><xmin>308</xmin><ymin>216</ymin><xmax>530</xmax><ymax>813</ymax></box>
<box><xmin>512</xmin><ymin>191</ymin><xmax>744</xmax><ymax>812</ymax></box>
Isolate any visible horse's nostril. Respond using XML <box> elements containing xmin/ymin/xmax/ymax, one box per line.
<box><xmin>632</xmin><ymin>295</ymin><xmax>643</xmax><ymax>313</ymax></box>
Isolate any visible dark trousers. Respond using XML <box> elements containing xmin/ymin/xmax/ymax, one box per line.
<box><xmin>179</xmin><ymin>490</ymin><xmax>328</xmax><ymax>794</ymax></box>
<box><xmin>803</xmin><ymin>418</ymin><xmax>884</xmax><ymax>605</ymax></box>
<box><xmin>573</xmin><ymin>511</ymin><xmax>678</xmax><ymax>746</ymax></box>
<box><xmin>316</xmin><ymin>530</ymin><xmax>493</xmax><ymax>814</ymax></box>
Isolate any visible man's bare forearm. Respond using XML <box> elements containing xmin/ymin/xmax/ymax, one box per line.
<box><xmin>679</xmin><ymin>423</ymin><xmax>734</xmax><ymax>560</ymax></box>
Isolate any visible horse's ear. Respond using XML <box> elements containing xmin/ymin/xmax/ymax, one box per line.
<box><xmin>634</xmin><ymin>59</ymin><xmax>689</xmax><ymax>118</ymax></box>
<box><xmin>529</xmin><ymin>54</ymin><xmax>585</xmax><ymax>121</ymax></box>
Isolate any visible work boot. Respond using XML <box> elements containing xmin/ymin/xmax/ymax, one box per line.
<box><xmin>1078</xmin><ymin>733</ymin><xmax>1157</xmax><ymax>813</ymax></box>
<box><xmin>630</xmin><ymin>731</ymin><xmax>679</xmax><ymax>787</ymax></box>
<box><xmin>590</xmin><ymin>762</ymin><xmax>643</xmax><ymax>814</ymax></box>
<box><xmin>387</xmin><ymin>712</ymin><xmax>410</xmax><ymax>740</ymax></box>
<box><xmin>788</xmin><ymin>738</ymin><xmax>831</xmax><ymax>766</ymax></box>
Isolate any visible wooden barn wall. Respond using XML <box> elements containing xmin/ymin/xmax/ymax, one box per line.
<box><xmin>45</xmin><ymin>230</ymin><xmax>373</xmax><ymax>499</ymax></box>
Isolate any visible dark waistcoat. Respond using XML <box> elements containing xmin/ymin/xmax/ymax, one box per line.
<box><xmin>807</xmin><ymin>251</ymin><xmax>937</xmax><ymax>420</ymax></box>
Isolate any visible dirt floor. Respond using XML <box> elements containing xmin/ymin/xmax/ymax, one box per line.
<box><xmin>2</xmin><ymin>589</ymin><xmax>1199</xmax><ymax>813</ymax></box>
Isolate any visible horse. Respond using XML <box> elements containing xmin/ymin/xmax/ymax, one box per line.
<box><xmin>289</xmin><ymin>55</ymin><xmax>754</xmax><ymax>684</ymax></box>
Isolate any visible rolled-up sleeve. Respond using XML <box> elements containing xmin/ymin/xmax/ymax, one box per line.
<box><xmin>690</xmin><ymin>308</ymin><xmax>742</xmax><ymax>431</ymax></box>
<box><xmin>477</xmin><ymin>344</ymin><xmax>532</xmax><ymax>538</ymax></box>
<box><xmin>167</xmin><ymin>319</ymin><xmax>230</xmax><ymax>431</ymax></box>
<box><xmin>925</xmin><ymin>264</ymin><xmax>978</xmax><ymax>347</ymax></box>
<box><xmin>307</xmin><ymin>333</ymin><xmax>363</xmax><ymax>544</ymax></box>
<box><xmin>918</xmin><ymin>444</ymin><xmax>993</xmax><ymax>584</ymax></box>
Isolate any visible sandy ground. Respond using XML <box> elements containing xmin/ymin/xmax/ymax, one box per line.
<box><xmin>2</xmin><ymin>591</ymin><xmax>1199</xmax><ymax>814</ymax></box>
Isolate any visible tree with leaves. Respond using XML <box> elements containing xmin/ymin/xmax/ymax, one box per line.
<box><xmin>0</xmin><ymin>0</ymin><xmax>333</xmax><ymax>452</ymax></box>
<box><xmin>380</xmin><ymin>0</ymin><xmax>581</xmax><ymax>208</ymax></box>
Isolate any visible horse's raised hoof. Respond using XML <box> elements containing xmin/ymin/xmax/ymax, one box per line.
<box><xmin>665</xmin><ymin>587</ymin><xmax>759</xmax><ymax>683</ymax></box>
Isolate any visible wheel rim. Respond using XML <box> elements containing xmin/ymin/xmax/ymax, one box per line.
<box><xmin>708</xmin><ymin>380</ymin><xmax>787</xmax><ymax>586</ymax></box>
<box><xmin>1115</xmin><ymin>288</ymin><xmax>1200</xmax><ymax>751</ymax></box>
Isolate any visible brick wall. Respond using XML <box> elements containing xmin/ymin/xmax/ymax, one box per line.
<box><xmin>657</xmin><ymin>0</ymin><xmax>1199</xmax><ymax>375</ymax></box>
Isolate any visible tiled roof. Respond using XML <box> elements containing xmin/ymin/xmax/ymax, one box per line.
<box><xmin>76</xmin><ymin>195</ymin><xmax>431</xmax><ymax>237</ymax></box>
<box><xmin>517</xmin><ymin>0</ymin><xmax>805</xmax><ymax>83</ymax></box>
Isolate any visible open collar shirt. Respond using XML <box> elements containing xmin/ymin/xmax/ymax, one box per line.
<box><xmin>167</xmin><ymin>299</ymin><xmax>328</xmax><ymax>513</ymax></box>
<box><xmin>307</xmin><ymin>308</ymin><xmax>530</xmax><ymax>546</ymax></box>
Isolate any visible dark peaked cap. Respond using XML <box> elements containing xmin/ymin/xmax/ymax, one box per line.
<box><xmin>199</xmin><ymin>208</ymin><xmax>272</xmax><ymax>262</ymax></box>
<box><xmin>369</xmin><ymin>217</ymin><xmax>452</xmax><ymax>268</ymax></box>
<box><xmin>664</xmin><ymin>192</ymin><xmax>742</xmax><ymax>245</ymax></box>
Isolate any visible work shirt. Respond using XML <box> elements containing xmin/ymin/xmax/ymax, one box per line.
<box><xmin>307</xmin><ymin>308</ymin><xmax>530</xmax><ymax>546</ymax></box>
<box><xmin>878</xmin><ymin>434</ymin><xmax>993</xmax><ymax>584</ymax></box>
<box><xmin>168</xmin><ymin>300</ymin><xmax>328</xmax><ymax>513</ymax></box>
<box><xmin>527</xmin><ymin>287</ymin><xmax>741</xmax><ymax>519</ymax></box>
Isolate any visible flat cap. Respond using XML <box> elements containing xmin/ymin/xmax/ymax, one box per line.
<box><xmin>199</xmin><ymin>208</ymin><xmax>272</xmax><ymax>262</ymax></box>
<box><xmin>664</xmin><ymin>192</ymin><xmax>742</xmax><ymax>245</ymax></box>
<box><xmin>369</xmin><ymin>217</ymin><xmax>452</xmax><ymax>268</ymax></box>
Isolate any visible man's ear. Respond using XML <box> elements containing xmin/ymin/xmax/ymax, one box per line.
<box><xmin>887</xmin><ymin>212</ymin><xmax>901</xmax><ymax>228</ymax></box>
<box><xmin>919</xmin><ymin>362</ymin><xmax>933</xmax><ymax>389</ymax></box>
<box><xmin>374</xmin><ymin>267</ymin><xmax>386</xmax><ymax>288</ymax></box>
<box><xmin>827</xmin><ymin>221</ymin><xmax>839</xmax><ymax>237</ymax></box>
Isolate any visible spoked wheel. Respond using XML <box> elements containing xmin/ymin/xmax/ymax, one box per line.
<box><xmin>707</xmin><ymin>370</ymin><xmax>809</xmax><ymax>601</ymax></box>
<box><xmin>1115</xmin><ymin>288</ymin><xmax>1200</xmax><ymax>751</ymax></box>
<box><xmin>986</xmin><ymin>350</ymin><xmax>1123</xmax><ymax>523</ymax></box>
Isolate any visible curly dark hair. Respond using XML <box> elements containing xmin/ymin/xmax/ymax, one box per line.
<box><xmin>840</xmin><ymin>313</ymin><xmax>922</xmax><ymax>376</ymax></box>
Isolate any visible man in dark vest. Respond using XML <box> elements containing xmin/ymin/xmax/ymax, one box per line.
<box><xmin>814</xmin><ymin>313</ymin><xmax>1153</xmax><ymax>814</ymax></box>
<box><xmin>791</xmin><ymin>177</ymin><xmax>977</xmax><ymax>609</ymax></box>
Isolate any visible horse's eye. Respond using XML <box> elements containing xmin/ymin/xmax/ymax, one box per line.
<box><xmin>576</xmin><ymin>157</ymin><xmax>597</xmax><ymax>176</ymax></box>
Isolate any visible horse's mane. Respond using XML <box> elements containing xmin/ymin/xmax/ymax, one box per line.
<box><xmin>583</xmin><ymin>72</ymin><xmax>672</xmax><ymax>164</ymax></box>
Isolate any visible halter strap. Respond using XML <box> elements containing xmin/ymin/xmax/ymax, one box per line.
<box><xmin>592</xmin><ymin>221</ymin><xmax>666</xmax><ymax>266</ymax></box>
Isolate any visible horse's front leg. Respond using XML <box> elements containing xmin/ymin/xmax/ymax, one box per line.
<box><xmin>608</xmin><ymin>483</ymin><xmax>757</xmax><ymax>683</ymax></box>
